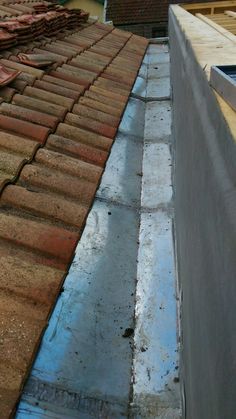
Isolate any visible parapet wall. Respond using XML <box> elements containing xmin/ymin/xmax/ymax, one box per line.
<box><xmin>169</xmin><ymin>6</ymin><xmax>236</xmax><ymax>419</ymax></box>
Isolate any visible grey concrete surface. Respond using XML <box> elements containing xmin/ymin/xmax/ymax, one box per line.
<box><xmin>169</xmin><ymin>8</ymin><xmax>236</xmax><ymax>419</ymax></box>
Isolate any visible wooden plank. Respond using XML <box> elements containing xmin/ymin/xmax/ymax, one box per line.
<box><xmin>196</xmin><ymin>12</ymin><xmax>236</xmax><ymax>41</ymax></box>
<box><xmin>182</xmin><ymin>1</ymin><xmax>236</xmax><ymax>11</ymax></box>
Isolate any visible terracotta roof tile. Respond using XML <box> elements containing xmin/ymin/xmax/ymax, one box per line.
<box><xmin>0</xmin><ymin>131</ymin><xmax>38</xmax><ymax>158</ymax></box>
<box><xmin>0</xmin><ymin>102</ymin><xmax>59</xmax><ymax>129</ymax></box>
<box><xmin>41</xmin><ymin>43</ymin><xmax>76</xmax><ymax>59</ymax></box>
<box><xmin>24</xmin><ymin>85</ymin><xmax>75</xmax><ymax>110</ymax></box>
<box><xmin>12</xmin><ymin>93</ymin><xmax>68</xmax><ymax>119</ymax></box>
<box><xmin>0</xmin><ymin>248</ymin><xmax>64</xmax><ymax>306</ymax></box>
<box><xmin>61</xmin><ymin>63</ymin><xmax>97</xmax><ymax>82</ymax></box>
<box><xmin>56</xmin><ymin>122</ymin><xmax>113</xmax><ymax>151</ymax></box>
<box><xmin>68</xmin><ymin>56</ymin><xmax>104</xmax><ymax>74</ymax></box>
<box><xmin>49</xmin><ymin>68</ymin><xmax>91</xmax><ymax>87</ymax></box>
<box><xmin>19</xmin><ymin>163</ymin><xmax>98</xmax><ymax>203</ymax></box>
<box><xmin>32</xmin><ymin>47</ymin><xmax>66</xmax><ymax>64</ymax></box>
<box><xmin>0</xmin><ymin>114</ymin><xmax>50</xmax><ymax>143</ymax></box>
<box><xmin>0</xmin><ymin>150</ymin><xmax>26</xmax><ymax>186</ymax></box>
<box><xmin>80</xmin><ymin>96</ymin><xmax>123</xmax><ymax>118</ymax></box>
<box><xmin>34</xmin><ymin>79</ymin><xmax>82</xmax><ymax>101</ymax></box>
<box><xmin>65</xmin><ymin>112</ymin><xmax>117</xmax><ymax>139</ymax></box>
<box><xmin>11</xmin><ymin>70</ymin><xmax>36</xmax><ymax>85</ymax></box>
<box><xmin>84</xmin><ymin>88</ymin><xmax>127</xmax><ymax>109</ymax></box>
<box><xmin>9</xmin><ymin>78</ymin><xmax>27</xmax><ymax>92</ymax></box>
<box><xmin>47</xmin><ymin>133</ymin><xmax>108</xmax><ymax>167</ymax></box>
<box><xmin>2</xmin><ymin>185</ymin><xmax>88</xmax><ymax>229</ymax></box>
<box><xmin>35</xmin><ymin>148</ymin><xmax>102</xmax><ymax>182</ymax></box>
<box><xmin>83</xmin><ymin>50</ymin><xmax>111</xmax><ymax>64</ymax></box>
<box><xmin>0</xmin><ymin>211</ymin><xmax>78</xmax><ymax>262</ymax></box>
<box><xmin>94</xmin><ymin>77</ymin><xmax>131</xmax><ymax>96</ymax></box>
<box><xmin>72</xmin><ymin>103</ymin><xmax>120</xmax><ymax>128</ymax></box>
<box><xmin>42</xmin><ymin>74</ymin><xmax>84</xmax><ymax>93</ymax></box>
<box><xmin>55</xmin><ymin>39</ymin><xmax>84</xmax><ymax>52</ymax></box>
<box><xmin>0</xmin><ymin>58</ymin><xmax>44</xmax><ymax>77</ymax></box>
<box><xmin>0</xmin><ymin>86</ymin><xmax>16</xmax><ymax>102</ymax></box>
<box><xmin>0</xmin><ymin>2</ymin><xmax>149</xmax><ymax>415</ymax></box>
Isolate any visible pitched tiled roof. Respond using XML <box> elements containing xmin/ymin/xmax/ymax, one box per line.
<box><xmin>0</xmin><ymin>1</ymin><xmax>148</xmax><ymax>417</ymax></box>
<box><xmin>106</xmin><ymin>0</ymin><xmax>216</xmax><ymax>25</ymax></box>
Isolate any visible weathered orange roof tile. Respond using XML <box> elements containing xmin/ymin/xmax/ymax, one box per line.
<box><xmin>49</xmin><ymin>68</ymin><xmax>91</xmax><ymax>87</ymax></box>
<box><xmin>84</xmin><ymin>89</ymin><xmax>126</xmax><ymax>111</ymax></box>
<box><xmin>23</xmin><ymin>86</ymin><xmax>75</xmax><ymax>110</ymax></box>
<box><xmin>19</xmin><ymin>163</ymin><xmax>98</xmax><ymax>203</ymax></box>
<box><xmin>0</xmin><ymin>2</ymin><xmax>149</xmax><ymax>415</ymax></box>
<box><xmin>0</xmin><ymin>131</ymin><xmax>38</xmax><ymax>158</ymax></box>
<box><xmin>80</xmin><ymin>95</ymin><xmax>123</xmax><ymax>117</ymax></box>
<box><xmin>0</xmin><ymin>114</ymin><xmax>50</xmax><ymax>143</ymax></box>
<box><xmin>72</xmin><ymin>103</ymin><xmax>120</xmax><ymax>128</ymax></box>
<box><xmin>47</xmin><ymin>134</ymin><xmax>108</xmax><ymax>167</ymax></box>
<box><xmin>34</xmin><ymin>79</ymin><xmax>83</xmax><ymax>101</ymax></box>
<box><xmin>0</xmin><ymin>212</ymin><xmax>78</xmax><ymax>262</ymax></box>
<box><xmin>65</xmin><ymin>112</ymin><xmax>117</xmax><ymax>139</ymax></box>
<box><xmin>42</xmin><ymin>74</ymin><xmax>85</xmax><ymax>93</ymax></box>
<box><xmin>56</xmin><ymin>122</ymin><xmax>113</xmax><ymax>150</ymax></box>
<box><xmin>2</xmin><ymin>185</ymin><xmax>88</xmax><ymax>229</ymax></box>
<box><xmin>12</xmin><ymin>94</ymin><xmax>68</xmax><ymax>119</ymax></box>
<box><xmin>0</xmin><ymin>102</ymin><xmax>59</xmax><ymax>129</ymax></box>
<box><xmin>35</xmin><ymin>148</ymin><xmax>102</xmax><ymax>182</ymax></box>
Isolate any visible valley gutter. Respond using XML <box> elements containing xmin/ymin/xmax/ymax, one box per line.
<box><xmin>16</xmin><ymin>41</ymin><xmax>181</xmax><ymax>419</ymax></box>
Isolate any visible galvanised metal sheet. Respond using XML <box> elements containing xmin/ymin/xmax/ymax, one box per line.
<box><xmin>17</xmin><ymin>44</ymin><xmax>180</xmax><ymax>419</ymax></box>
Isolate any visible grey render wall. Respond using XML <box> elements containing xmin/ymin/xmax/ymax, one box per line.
<box><xmin>169</xmin><ymin>8</ymin><xmax>236</xmax><ymax>419</ymax></box>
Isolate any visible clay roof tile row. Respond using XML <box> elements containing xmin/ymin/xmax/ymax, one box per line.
<box><xmin>0</xmin><ymin>0</ymin><xmax>149</xmax><ymax>416</ymax></box>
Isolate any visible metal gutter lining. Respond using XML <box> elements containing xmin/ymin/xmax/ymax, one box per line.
<box><xmin>16</xmin><ymin>43</ymin><xmax>180</xmax><ymax>419</ymax></box>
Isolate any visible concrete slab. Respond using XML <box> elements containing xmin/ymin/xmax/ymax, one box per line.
<box><xmin>144</xmin><ymin>100</ymin><xmax>171</xmax><ymax>142</ymax></box>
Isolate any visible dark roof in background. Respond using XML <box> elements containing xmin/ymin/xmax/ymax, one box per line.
<box><xmin>106</xmin><ymin>0</ymin><xmax>217</xmax><ymax>26</ymax></box>
<box><xmin>0</xmin><ymin>1</ymin><xmax>148</xmax><ymax>417</ymax></box>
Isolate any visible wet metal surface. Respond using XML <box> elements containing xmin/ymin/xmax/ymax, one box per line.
<box><xmin>130</xmin><ymin>44</ymin><xmax>180</xmax><ymax>418</ymax></box>
<box><xmin>17</xmin><ymin>43</ymin><xmax>180</xmax><ymax>418</ymax></box>
<box><xmin>118</xmin><ymin>96</ymin><xmax>145</xmax><ymax>136</ymax></box>
<box><xmin>96</xmin><ymin>132</ymin><xmax>143</xmax><ymax>208</ymax></box>
<box><xmin>132</xmin><ymin>76</ymin><xmax>147</xmax><ymax>99</ymax></box>
<box><xmin>141</xmin><ymin>142</ymin><xmax>172</xmax><ymax>208</ymax></box>
<box><xmin>144</xmin><ymin>101</ymin><xmax>171</xmax><ymax>142</ymax></box>
<box><xmin>148</xmin><ymin>62</ymin><xmax>170</xmax><ymax>79</ymax></box>
<box><xmin>132</xmin><ymin>211</ymin><xmax>179</xmax><ymax>419</ymax></box>
<box><xmin>146</xmin><ymin>77</ymin><xmax>170</xmax><ymax>101</ymax></box>
<box><xmin>22</xmin><ymin>199</ymin><xmax>138</xmax><ymax>418</ymax></box>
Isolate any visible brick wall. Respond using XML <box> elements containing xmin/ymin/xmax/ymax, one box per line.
<box><xmin>106</xmin><ymin>0</ymin><xmax>217</xmax><ymax>35</ymax></box>
<box><xmin>116</xmin><ymin>22</ymin><xmax>167</xmax><ymax>38</ymax></box>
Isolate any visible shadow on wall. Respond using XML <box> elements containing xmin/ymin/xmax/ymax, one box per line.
<box><xmin>169</xmin><ymin>7</ymin><xmax>236</xmax><ymax>419</ymax></box>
